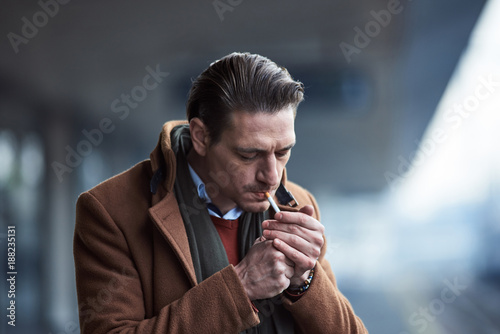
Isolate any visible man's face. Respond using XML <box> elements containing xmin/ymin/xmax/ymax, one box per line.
<box><xmin>203</xmin><ymin>107</ymin><xmax>296</xmax><ymax>214</ymax></box>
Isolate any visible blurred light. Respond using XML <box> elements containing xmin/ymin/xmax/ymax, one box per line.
<box><xmin>0</xmin><ymin>129</ymin><xmax>17</xmax><ymax>187</ymax></box>
<box><xmin>20</xmin><ymin>133</ymin><xmax>45</xmax><ymax>187</ymax></box>
<box><xmin>394</xmin><ymin>0</ymin><xmax>500</xmax><ymax>221</ymax></box>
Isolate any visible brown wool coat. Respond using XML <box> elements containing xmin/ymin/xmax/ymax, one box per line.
<box><xmin>74</xmin><ymin>121</ymin><xmax>368</xmax><ymax>333</ymax></box>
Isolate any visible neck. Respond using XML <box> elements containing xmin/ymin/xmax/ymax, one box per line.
<box><xmin>187</xmin><ymin>150</ymin><xmax>237</xmax><ymax>215</ymax></box>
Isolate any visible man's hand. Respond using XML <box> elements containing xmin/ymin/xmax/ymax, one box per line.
<box><xmin>234</xmin><ymin>237</ymin><xmax>295</xmax><ymax>301</ymax></box>
<box><xmin>261</xmin><ymin>205</ymin><xmax>325</xmax><ymax>289</ymax></box>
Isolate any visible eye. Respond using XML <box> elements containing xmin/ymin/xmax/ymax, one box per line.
<box><xmin>239</xmin><ymin>154</ymin><xmax>257</xmax><ymax>161</ymax></box>
<box><xmin>276</xmin><ymin>150</ymin><xmax>290</xmax><ymax>158</ymax></box>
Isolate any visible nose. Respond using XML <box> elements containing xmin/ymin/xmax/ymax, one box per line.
<box><xmin>256</xmin><ymin>155</ymin><xmax>280</xmax><ymax>188</ymax></box>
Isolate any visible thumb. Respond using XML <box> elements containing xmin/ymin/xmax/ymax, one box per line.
<box><xmin>253</xmin><ymin>236</ymin><xmax>266</xmax><ymax>245</ymax></box>
<box><xmin>299</xmin><ymin>204</ymin><xmax>314</xmax><ymax>217</ymax></box>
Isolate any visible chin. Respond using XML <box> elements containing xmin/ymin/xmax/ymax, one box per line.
<box><xmin>239</xmin><ymin>201</ymin><xmax>269</xmax><ymax>213</ymax></box>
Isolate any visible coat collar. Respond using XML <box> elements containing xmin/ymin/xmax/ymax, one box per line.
<box><xmin>148</xmin><ymin>121</ymin><xmax>197</xmax><ymax>285</ymax></box>
<box><xmin>149</xmin><ymin>120</ymin><xmax>188</xmax><ymax>206</ymax></box>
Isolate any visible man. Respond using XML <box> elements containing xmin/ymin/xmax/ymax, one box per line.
<box><xmin>74</xmin><ymin>52</ymin><xmax>367</xmax><ymax>333</ymax></box>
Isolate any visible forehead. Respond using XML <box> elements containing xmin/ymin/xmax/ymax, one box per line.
<box><xmin>222</xmin><ymin>108</ymin><xmax>296</xmax><ymax>147</ymax></box>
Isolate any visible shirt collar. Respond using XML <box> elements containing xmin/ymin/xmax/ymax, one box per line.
<box><xmin>188</xmin><ymin>163</ymin><xmax>243</xmax><ymax>220</ymax></box>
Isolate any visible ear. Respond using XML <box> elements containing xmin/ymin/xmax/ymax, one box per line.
<box><xmin>189</xmin><ymin>118</ymin><xmax>210</xmax><ymax>156</ymax></box>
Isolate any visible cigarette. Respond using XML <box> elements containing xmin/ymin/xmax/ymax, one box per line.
<box><xmin>265</xmin><ymin>192</ymin><xmax>280</xmax><ymax>213</ymax></box>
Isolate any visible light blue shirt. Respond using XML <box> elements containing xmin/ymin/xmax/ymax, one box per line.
<box><xmin>188</xmin><ymin>164</ymin><xmax>244</xmax><ymax>220</ymax></box>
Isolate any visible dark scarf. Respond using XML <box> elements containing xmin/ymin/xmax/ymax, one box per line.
<box><xmin>170</xmin><ymin>125</ymin><xmax>294</xmax><ymax>334</ymax></box>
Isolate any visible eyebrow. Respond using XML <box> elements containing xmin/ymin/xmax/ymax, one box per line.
<box><xmin>235</xmin><ymin>142</ymin><xmax>296</xmax><ymax>154</ymax></box>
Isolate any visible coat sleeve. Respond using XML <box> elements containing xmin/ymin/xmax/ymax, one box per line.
<box><xmin>74</xmin><ymin>191</ymin><xmax>260</xmax><ymax>334</ymax></box>
<box><xmin>282</xmin><ymin>190</ymin><xmax>368</xmax><ymax>334</ymax></box>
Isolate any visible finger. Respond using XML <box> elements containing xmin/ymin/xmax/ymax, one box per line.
<box><xmin>274</xmin><ymin>211</ymin><xmax>324</xmax><ymax>234</ymax></box>
<box><xmin>265</xmin><ymin>230</ymin><xmax>321</xmax><ymax>261</ymax></box>
<box><xmin>263</xmin><ymin>221</ymin><xmax>323</xmax><ymax>246</ymax></box>
<box><xmin>263</xmin><ymin>219</ymin><xmax>308</xmax><ymax>235</ymax></box>
<box><xmin>269</xmin><ymin>244</ymin><xmax>295</xmax><ymax>269</ymax></box>
<box><xmin>272</xmin><ymin>238</ymin><xmax>317</xmax><ymax>273</ymax></box>
<box><xmin>272</xmin><ymin>255</ymin><xmax>295</xmax><ymax>279</ymax></box>
<box><xmin>284</xmin><ymin>262</ymin><xmax>295</xmax><ymax>280</ymax></box>
<box><xmin>253</xmin><ymin>236</ymin><xmax>266</xmax><ymax>245</ymax></box>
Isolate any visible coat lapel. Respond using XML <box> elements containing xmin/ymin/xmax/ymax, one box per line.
<box><xmin>148</xmin><ymin>192</ymin><xmax>197</xmax><ymax>287</ymax></box>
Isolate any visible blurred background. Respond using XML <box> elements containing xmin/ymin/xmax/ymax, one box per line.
<box><xmin>1</xmin><ymin>0</ymin><xmax>499</xmax><ymax>333</ymax></box>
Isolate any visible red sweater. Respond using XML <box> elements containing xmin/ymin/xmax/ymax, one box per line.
<box><xmin>209</xmin><ymin>215</ymin><xmax>240</xmax><ymax>266</ymax></box>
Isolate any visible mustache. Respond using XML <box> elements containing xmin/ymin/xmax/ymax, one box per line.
<box><xmin>243</xmin><ymin>184</ymin><xmax>278</xmax><ymax>193</ymax></box>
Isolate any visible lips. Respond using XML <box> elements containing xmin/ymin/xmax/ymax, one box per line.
<box><xmin>253</xmin><ymin>192</ymin><xmax>267</xmax><ymax>200</ymax></box>
<box><xmin>245</xmin><ymin>186</ymin><xmax>276</xmax><ymax>200</ymax></box>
